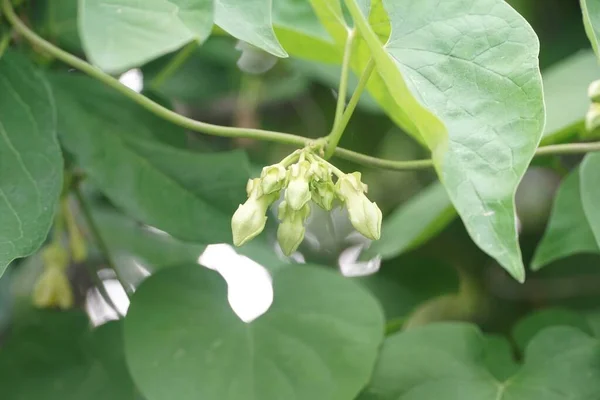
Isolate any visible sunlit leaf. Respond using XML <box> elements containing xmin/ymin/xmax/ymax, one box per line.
<box><xmin>582</xmin><ymin>0</ymin><xmax>600</xmax><ymax>58</ymax></box>
<box><xmin>79</xmin><ymin>0</ymin><xmax>214</xmax><ymax>73</ymax></box>
<box><xmin>125</xmin><ymin>264</ymin><xmax>385</xmax><ymax>400</ymax></box>
<box><xmin>0</xmin><ymin>53</ymin><xmax>63</xmax><ymax>277</ymax></box>
<box><xmin>344</xmin><ymin>0</ymin><xmax>545</xmax><ymax>281</ymax></box>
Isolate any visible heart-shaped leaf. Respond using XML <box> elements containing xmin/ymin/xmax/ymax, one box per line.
<box><xmin>532</xmin><ymin>167</ymin><xmax>599</xmax><ymax>269</ymax></box>
<box><xmin>51</xmin><ymin>73</ymin><xmax>250</xmax><ymax>244</ymax></box>
<box><xmin>0</xmin><ymin>52</ymin><xmax>63</xmax><ymax>277</ymax></box>
<box><xmin>359</xmin><ymin>323</ymin><xmax>600</xmax><ymax>400</ymax></box>
<box><xmin>124</xmin><ymin>264</ymin><xmax>385</xmax><ymax>400</ymax></box>
<box><xmin>343</xmin><ymin>0</ymin><xmax>545</xmax><ymax>281</ymax></box>
<box><xmin>79</xmin><ymin>0</ymin><xmax>214</xmax><ymax>73</ymax></box>
<box><xmin>0</xmin><ymin>312</ymin><xmax>137</xmax><ymax>399</ymax></box>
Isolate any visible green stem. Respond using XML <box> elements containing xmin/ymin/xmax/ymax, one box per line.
<box><xmin>325</xmin><ymin>59</ymin><xmax>375</xmax><ymax>159</ymax></box>
<box><xmin>4</xmin><ymin>0</ymin><xmax>600</xmax><ymax>173</ymax></box>
<box><xmin>332</xmin><ymin>29</ymin><xmax>355</xmax><ymax>130</ymax></box>
<box><xmin>149</xmin><ymin>41</ymin><xmax>197</xmax><ymax>90</ymax></box>
<box><xmin>74</xmin><ymin>186</ymin><xmax>132</xmax><ymax>299</ymax></box>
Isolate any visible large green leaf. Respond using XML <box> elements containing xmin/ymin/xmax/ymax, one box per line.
<box><xmin>532</xmin><ymin>168</ymin><xmax>598</xmax><ymax>270</ymax></box>
<box><xmin>51</xmin><ymin>73</ymin><xmax>250</xmax><ymax>244</ymax></box>
<box><xmin>359</xmin><ymin>323</ymin><xmax>600</xmax><ymax>400</ymax></box>
<box><xmin>542</xmin><ymin>50</ymin><xmax>599</xmax><ymax>143</ymax></box>
<box><xmin>124</xmin><ymin>264</ymin><xmax>385</xmax><ymax>400</ymax></box>
<box><xmin>0</xmin><ymin>312</ymin><xmax>137</xmax><ymax>399</ymax></box>
<box><xmin>581</xmin><ymin>153</ymin><xmax>600</xmax><ymax>250</ymax></box>
<box><xmin>582</xmin><ymin>0</ymin><xmax>600</xmax><ymax>58</ymax></box>
<box><xmin>343</xmin><ymin>0</ymin><xmax>545</xmax><ymax>282</ymax></box>
<box><xmin>215</xmin><ymin>0</ymin><xmax>287</xmax><ymax>58</ymax></box>
<box><xmin>363</xmin><ymin>182</ymin><xmax>455</xmax><ymax>261</ymax></box>
<box><xmin>79</xmin><ymin>0</ymin><xmax>214</xmax><ymax>73</ymax></box>
<box><xmin>0</xmin><ymin>53</ymin><xmax>63</xmax><ymax>277</ymax></box>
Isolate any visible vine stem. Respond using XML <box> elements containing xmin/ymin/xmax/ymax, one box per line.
<box><xmin>4</xmin><ymin>0</ymin><xmax>600</xmax><ymax>172</ymax></box>
<box><xmin>74</xmin><ymin>186</ymin><xmax>132</xmax><ymax>299</ymax></box>
<box><xmin>325</xmin><ymin>59</ymin><xmax>375</xmax><ymax>159</ymax></box>
<box><xmin>332</xmin><ymin>29</ymin><xmax>355</xmax><ymax>133</ymax></box>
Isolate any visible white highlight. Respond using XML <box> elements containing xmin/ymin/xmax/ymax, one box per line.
<box><xmin>198</xmin><ymin>244</ymin><xmax>273</xmax><ymax>323</ymax></box>
<box><xmin>119</xmin><ymin>69</ymin><xmax>143</xmax><ymax>93</ymax></box>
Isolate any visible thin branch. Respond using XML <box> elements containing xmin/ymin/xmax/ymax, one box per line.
<box><xmin>149</xmin><ymin>40</ymin><xmax>197</xmax><ymax>90</ymax></box>
<box><xmin>325</xmin><ymin>59</ymin><xmax>375</xmax><ymax>159</ymax></box>
<box><xmin>332</xmin><ymin>29</ymin><xmax>355</xmax><ymax>131</ymax></box>
<box><xmin>73</xmin><ymin>186</ymin><xmax>132</xmax><ymax>299</ymax></box>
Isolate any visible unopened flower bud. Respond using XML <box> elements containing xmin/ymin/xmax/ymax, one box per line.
<box><xmin>33</xmin><ymin>266</ymin><xmax>74</xmax><ymax>310</ymax></box>
<box><xmin>586</xmin><ymin>103</ymin><xmax>600</xmax><ymax>135</ymax></box>
<box><xmin>308</xmin><ymin>160</ymin><xmax>331</xmax><ymax>181</ymax></box>
<box><xmin>285</xmin><ymin>161</ymin><xmax>311</xmax><ymax>210</ymax></box>
<box><xmin>277</xmin><ymin>202</ymin><xmax>310</xmax><ymax>256</ymax></box>
<box><xmin>336</xmin><ymin>173</ymin><xmax>381</xmax><ymax>240</ymax></box>
<box><xmin>311</xmin><ymin>181</ymin><xmax>336</xmax><ymax>210</ymax></box>
<box><xmin>232</xmin><ymin>178</ymin><xmax>276</xmax><ymax>246</ymax></box>
<box><xmin>42</xmin><ymin>244</ymin><xmax>69</xmax><ymax>269</ymax></box>
<box><xmin>260</xmin><ymin>164</ymin><xmax>287</xmax><ymax>194</ymax></box>
<box><xmin>589</xmin><ymin>79</ymin><xmax>600</xmax><ymax>103</ymax></box>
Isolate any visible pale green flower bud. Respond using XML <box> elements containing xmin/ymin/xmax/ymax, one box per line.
<box><xmin>285</xmin><ymin>161</ymin><xmax>311</xmax><ymax>211</ymax></box>
<box><xmin>232</xmin><ymin>178</ymin><xmax>276</xmax><ymax>246</ymax></box>
<box><xmin>260</xmin><ymin>164</ymin><xmax>287</xmax><ymax>194</ymax></box>
<box><xmin>311</xmin><ymin>181</ymin><xmax>336</xmax><ymax>210</ymax></box>
<box><xmin>277</xmin><ymin>202</ymin><xmax>310</xmax><ymax>256</ymax></box>
<box><xmin>589</xmin><ymin>79</ymin><xmax>600</xmax><ymax>103</ymax></box>
<box><xmin>336</xmin><ymin>172</ymin><xmax>382</xmax><ymax>240</ymax></box>
<box><xmin>586</xmin><ymin>103</ymin><xmax>600</xmax><ymax>134</ymax></box>
<box><xmin>308</xmin><ymin>160</ymin><xmax>331</xmax><ymax>181</ymax></box>
<box><xmin>33</xmin><ymin>265</ymin><xmax>74</xmax><ymax>310</ymax></box>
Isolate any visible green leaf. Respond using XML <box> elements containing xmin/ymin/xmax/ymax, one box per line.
<box><xmin>359</xmin><ymin>323</ymin><xmax>600</xmax><ymax>400</ymax></box>
<box><xmin>582</xmin><ymin>0</ymin><xmax>600</xmax><ymax>58</ymax></box>
<box><xmin>363</xmin><ymin>182</ymin><xmax>455</xmax><ymax>261</ymax></box>
<box><xmin>79</xmin><ymin>0</ymin><xmax>214</xmax><ymax>73</ymax></box>
<box><xmin>512</xmin><ymin>308</ymin><xmax>594</xmax><ymax>352</ymax></box>
<box><xmin>0</xmin><ymin>53</ymin><xmax>63</xmax><ymax>277</ymax></box>
<box><xmin>345</xmin><ymin>0</ymin><xmax>545</xmax><ymax>282</ymax></box>
<box><xmin>272</xmin><ymin>0</ymin><xmax>340</xmax><ymax>63</ymax></box>
<box><xmin>532</xmin><ymin>168</ymin><xmax>599</xmax><ymax>269</ymax></box>
<box><xmin>215</xmin><ymin>0</ymin><xmax>287</xmax><ymax>58</ymax></box>
<box><xmin>124</xmin><ymin>264</ymin><xmax>385</xmax><ymax>400</ymax></box>
<box><xmin>33</xmin><ymin>0</ymin><xmax>82</xmax><ymax>53</ymax></box>
<box><xmin>51</xmin><ymin>73</ymin><xmax>250</xmax><ymax>244</ymax></box>
<box><xmin>581</xmin><ymin>153</ymin><xmax>600</xmax><ymax>250</ymax></box>
<box><xmin>542</xmin><ymin>50</ymin><xmax>599</xmax><ymax>143</ymax></box>
<box><xmin>0</xmin><ymin>312</ymin><xmax>137</xmax><ymax>399</ymax></box>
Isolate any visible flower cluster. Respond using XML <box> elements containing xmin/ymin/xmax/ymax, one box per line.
<box><xmin>231</xmin><ymin>151</ymin><xmax>382</xmax><ymax>255</ymax></box>
<box><xmin>33</xmin><ymin>244</ymin><xmax>74</xmax><ymax>310</ymax></box>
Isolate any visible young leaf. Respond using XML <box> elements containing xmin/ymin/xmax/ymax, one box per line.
<box><xmin>362</xmin><ymin>182</ymin><xmax>456</xmax><ymax>261</ymax></box>
<box><xmin>581</xmin><ymin>153</ymin><xmax>600</xmax><ymax>249</ymax></box>
<box><xmin>215</xmin><ymin>0</ymin><xmax>287</xmax><ymax>58</ymax></box>
<box><xmin>0</xmin><ymin>312</ymin><xmax>137</xmax><ymax>399</ymax></box>
<box><xmin>51</xmin><ymin>73</ymin><xmax>250</xmax><ymax>244</ymax></box>
<box><xmin>582</xmin><ymin>0</ymin><xmax>600</xmax><ymax>58</ymax></box>
<box><xmin>359</xmin><ymin>323</ymin><xmax>600</xmax><ymax>400</ymax></box>
<box><xmin>532</xmin><ymin>168</ymin><xmax>598</xmax><ymax>270</ymax></box>
<box><xmin>345</xmin><ymin>0</ymin><xmax>545</xmax><ymax>282</ymax></box>
<box><xmin>0</xmin><ymin>53</ymin><xmax>63</xmax><ymax>278</ymax></box>
<box><xmin>124</xmin><ymin>264</ymin><xmax>385</xmax><ymax>400</ymax></box>
<box><xmin>79</xmin><ymin>0</ymin><xmax>214</xmax><ymax>73</ymax></box>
